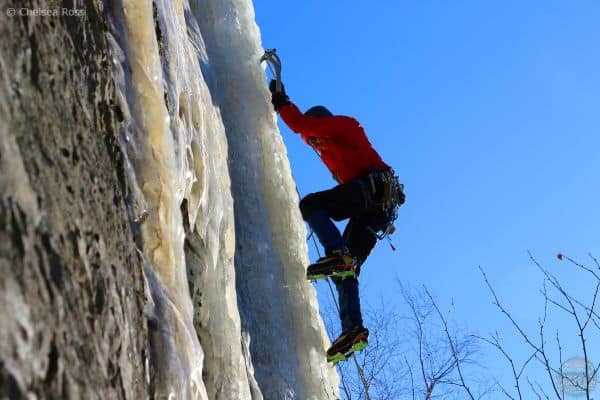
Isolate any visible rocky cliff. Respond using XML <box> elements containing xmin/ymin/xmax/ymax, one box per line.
<box><xmin>0</xmin><ymin>1</ymin><xmax>148</xmax><ymax>398</ymax></box>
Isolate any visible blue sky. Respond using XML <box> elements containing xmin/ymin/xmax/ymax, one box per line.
<box><xmin>254</xmin><ymin>0</ymin><xmax>600</xmax><ymax>395</ymax></box>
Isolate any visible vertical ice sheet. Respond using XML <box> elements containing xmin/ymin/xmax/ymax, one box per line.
<box><xmin>109</xmin><ymin>0</ymin><xmax>339</xmax><ymax>397</ymax></box>
<box><xmin>109</xmin><ymin>1</ymin><xmax>205</xmax><ymax>398</ymax></box>
<box><xmin>109</xmin><ymin>0</ymin><xmax>259</xmax><ymax>397</ymax></box>
<box><xmin>190</xmin><ymin>1</ymin><xmax>339</xmax><ymax>398</ymax></box>
<box><xmin>153</xmin><ymin>1</ymin><xmax>257</xmax><ymax>398</ymax></box>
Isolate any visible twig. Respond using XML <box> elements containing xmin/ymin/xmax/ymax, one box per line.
<box><xmin>476</xmin><ymin>331</ymin><xmax>535</xmax><ymax>400</ymax></box>
<box><xmin>480</xmin><ymin>264</ymin><xmax>563</xmax><ymax>399</ymax></box>
<box><xmin>530</xmin><ymin>252</ymin><xmax>594</xmax><ymax>400</ymax></box>
<box><xmin>404</xmin><ymin>356</ymin><xmax>416</xmax><ymax>400</ymax></box>
<box><xmin>424</xmin><ymin>287</ymin><xmax>476</xmax><ymax>400</ymax></box>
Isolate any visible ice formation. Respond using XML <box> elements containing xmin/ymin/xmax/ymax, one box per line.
<box><xmin>108</xmin><ymin>0</ymin><xmax>338</xmax><ymax>398</ymax></box>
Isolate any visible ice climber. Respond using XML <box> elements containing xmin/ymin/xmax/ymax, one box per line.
<box><xmin>269</xmin><ymin>79</ymin><xmax>405</xmax><ymax>364</ymax></box>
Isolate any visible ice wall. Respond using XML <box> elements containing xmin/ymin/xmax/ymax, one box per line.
<box><xmin>190</xmin><ymin>1</ymin><xmax>339</xmax><ymax>399</ymax></box>
<box><xmin>108</xmin><ymin>0</ymin><xmax>338</xmax><ymax>398</ymax></box>
<box><xmin>108</xmin><ymin>1</ymin><xmax>209</xmax><ymax>398</ymax></box>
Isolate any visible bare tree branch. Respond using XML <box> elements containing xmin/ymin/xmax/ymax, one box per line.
<box><xmin>405</xmin><ymin>356</ymin><xmax>416</xmax><ymax>400</ymax></box>
<box><xmin>530</xmin><ymin>252</ymin><xmax>596</xmax><ymax>400</ymax></box>
<box><xmin>476</xmin><ymin>330</ymin><xmax>537</xmax><ymax>400</ymax></box>
<box><xmin>527</xmin><ymin>378</ymin><xmax>549</xmax><ymax>400</ymax></box>
<box><xmin>480</xmin><ymin>263</ymin><xmax>565</xmax><ymax>399</ymax></box>
<box><xmin>424</xmin><ymin>287</ymin><xmax>476</xmax><ymax>400</ymax></box>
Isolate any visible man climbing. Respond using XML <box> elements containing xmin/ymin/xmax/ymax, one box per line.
<box><xmin>269</xmin><ymin>79</ymin><xmax>405</xmax><ymax>364</ymax></box>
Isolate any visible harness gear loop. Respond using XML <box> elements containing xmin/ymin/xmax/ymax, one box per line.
<box><xmin>364</xmin><ymin>169</ymin><xmax>405</xmax><ymax>242</ymax></box>
<box><xmin>260</xmin><ymin>48</ymin><xmax>282</xmax><ymax>92</ymax></box>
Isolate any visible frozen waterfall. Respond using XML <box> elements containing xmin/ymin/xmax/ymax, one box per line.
<box><xmin>107</xmin><ymin>0</ymin><xmax>339</xmax><ymax>398</ymax></box>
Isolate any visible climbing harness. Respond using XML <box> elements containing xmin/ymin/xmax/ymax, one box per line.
<box><xmin>260</xmin><ymin>48</ymin><xmax>282</xmax><ymax>92</ymax></box>
<box><xmin>363</xmin><ymin>169</ymin><xmax>405</xmax><ymax>245</ymax></box>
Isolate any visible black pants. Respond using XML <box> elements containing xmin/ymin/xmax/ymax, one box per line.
<box><xmin>300</xmin><ymin>175</ymin><xmax>390</xmax><ymax>331</ymax></box>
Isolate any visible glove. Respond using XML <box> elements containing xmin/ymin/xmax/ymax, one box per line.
<box><xmin>269</xmin><ymin>79</ymin><xmax>290</xmax><ymax>112</ymax></box>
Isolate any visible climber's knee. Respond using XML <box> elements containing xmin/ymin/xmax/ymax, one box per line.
<box><xmin>299</xmin><ymin>193</ymin><xmax>319</xmax><ymax>220</ymax></box>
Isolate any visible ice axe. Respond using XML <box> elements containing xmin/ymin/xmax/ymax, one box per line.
<box><xmin>260</xmin><ymin>48</ymin><xmax>282</xmax><ymax>93</ymax></box>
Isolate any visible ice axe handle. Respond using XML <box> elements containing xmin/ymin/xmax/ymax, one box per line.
<box><xmin>261</xmin><ymin>49</ymin><xmax>283</xmax><ymax>92</ymax></box>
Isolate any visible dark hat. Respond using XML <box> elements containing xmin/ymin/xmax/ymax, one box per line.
<box><xmin>304</xmin><ymin>105</ymin><xmax>333</xmax><ymax>118</ymax></box>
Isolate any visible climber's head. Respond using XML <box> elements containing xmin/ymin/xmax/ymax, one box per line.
<box><xmin>304</xmin><ymin>105</ymin><xmax>333</xmax><ymax>118</ymax></box>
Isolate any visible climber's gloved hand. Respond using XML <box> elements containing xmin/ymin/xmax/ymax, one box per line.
<box><xmin>269</xmin><ymin>79</ymin><xmax>290</xmax><ymax>112</ymax></box>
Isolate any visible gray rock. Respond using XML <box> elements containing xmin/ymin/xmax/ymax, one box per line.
<box><xmin>0</xmin><ymin>1</ymin><xmax>149</xmax><ymax>398</ymax></box>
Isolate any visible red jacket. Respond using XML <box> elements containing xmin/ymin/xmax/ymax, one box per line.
<box><xmin>280</xmin><ymin>102</ymin><xmax>390</xmax><ymax>184</ymax></box>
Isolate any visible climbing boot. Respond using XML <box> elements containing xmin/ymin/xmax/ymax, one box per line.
<box><xmin>326</xmin><ymin>326</ymin><xmax>369</xmax><ymax>365</ymax></box>
<box><xmin>306</xmin><ymin>249</ymin><xmax>357</xmax><ymax>281</ymax></box>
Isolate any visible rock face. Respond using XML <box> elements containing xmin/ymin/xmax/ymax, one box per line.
<box><xmin>0</xmin><ymin>1</ymin><xmax>149</xmax><ymax>398</ymax></box>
